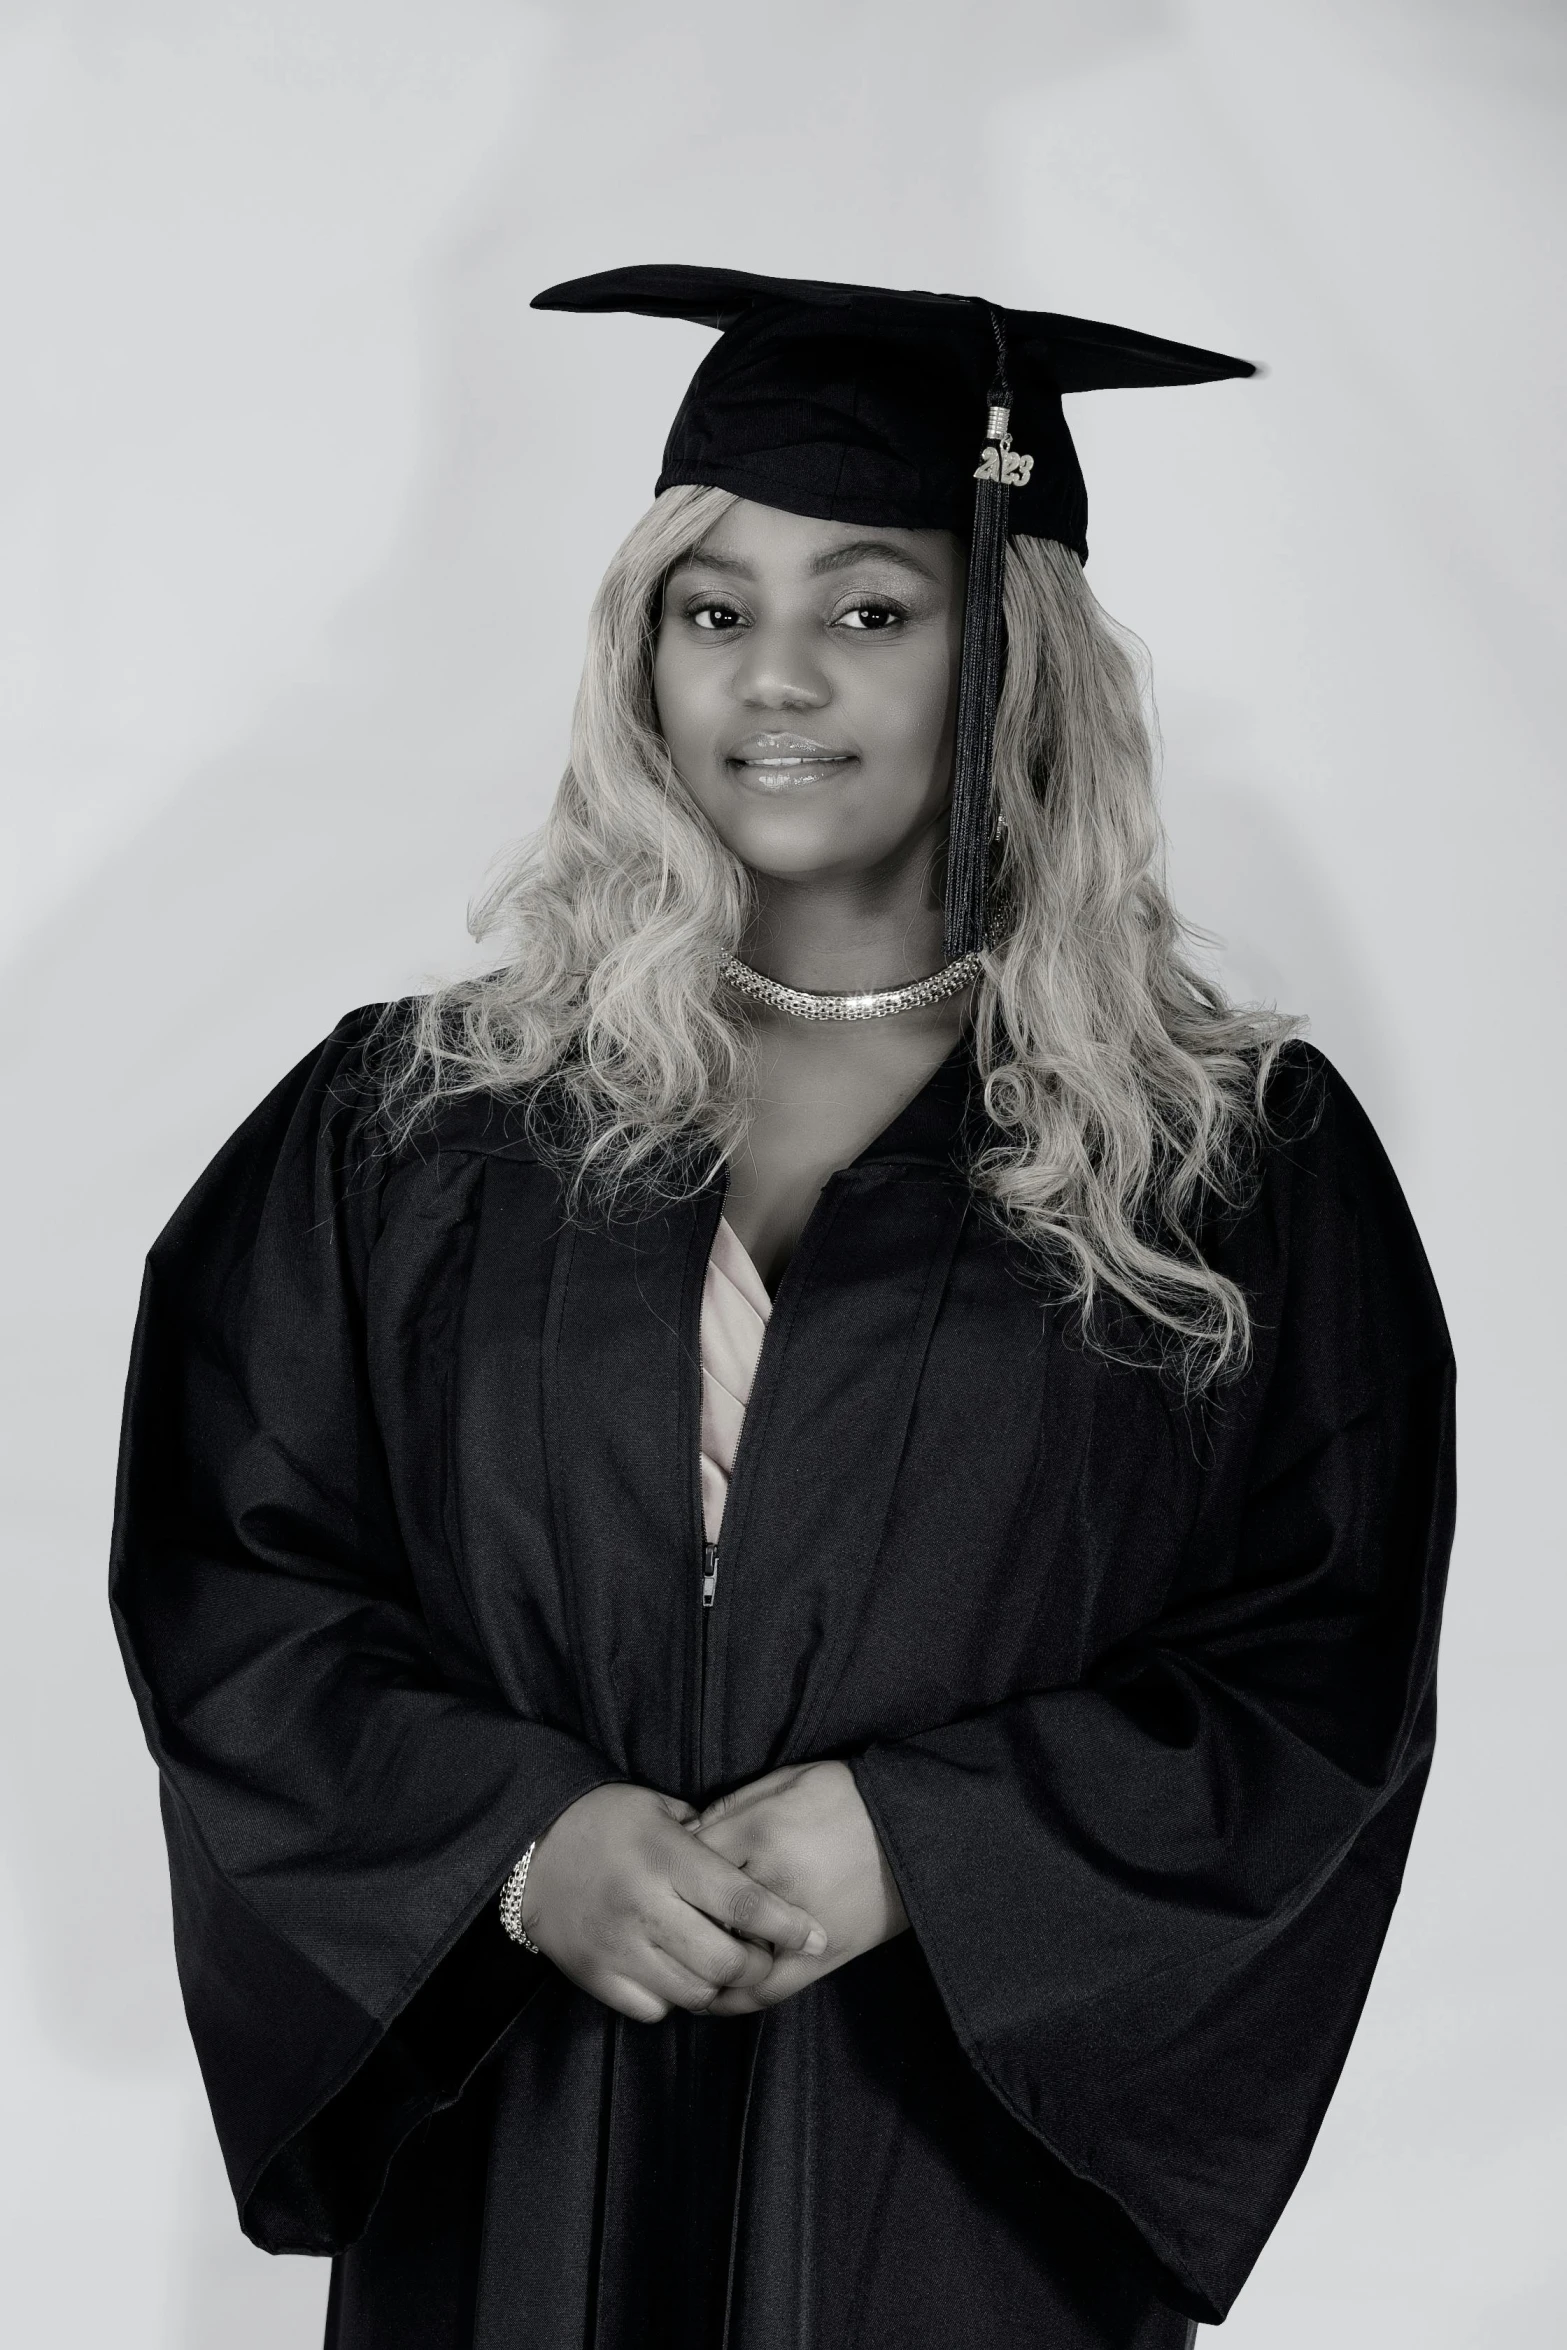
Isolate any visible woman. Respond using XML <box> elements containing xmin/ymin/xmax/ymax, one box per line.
<box><xmin>111</xmin><ymin>268</ymin><xmax>1454</xmax><ymax>2350</ymax></box>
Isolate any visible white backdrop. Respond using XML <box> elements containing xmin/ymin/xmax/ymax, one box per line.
<box><xmin>2</xmin><ymin>2</ymin><xmax>1562</xmax><ymax>2342</ymax></box>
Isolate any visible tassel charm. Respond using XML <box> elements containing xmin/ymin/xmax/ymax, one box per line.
<box><xmin>944</xmin><ymin>381</ymin><xmax>1023</xmax><ymax>958</ymax></box>
<box><xmin>974</xmin><ymin>398</ymin><xmax>1035</xmax><ymax>487</ymax></box>
<box><xmin>974</xmin><ymin>443</ymin><xmax>1035</xmax><ymax>487</ymax></box>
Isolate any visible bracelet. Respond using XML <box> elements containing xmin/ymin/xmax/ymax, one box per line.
<box><xmin>498</xmin><ymin>1842</ymin><xmax>540</xmax><ymax>1954</ymax></box>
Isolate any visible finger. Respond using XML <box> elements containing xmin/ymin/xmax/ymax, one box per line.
<box><xmin>635</xmin><ymin>1943</ymin><xmax>742</xmax><ymax>2016</ymax></box>
<box><xmin>694</xmin><ymin>1768</ymin><xmax>801</xmax><ymax>1833</ymax></box>
<box><xmin>693</xmin><ymin>1788</ymin><xmax>745</xmax><ymax>1833</ymax></box>
<box><xmin>692</xmin><ymin>1806</ymin><xmax>797</xmax><ymax>1899</ymax></box>
<box><xmin>689</xmin><ymin>1810</ymin><xmax>755</xmax><ymax>1868</ymax></box>
<box><xmin>593</xmin><ymin>1974</ymin><xmax>670</xmax><ymax>2025</ymax></box>
<box><xmin>704</xmin><ymin>1984</ymin><xmax>766</xmax><ymax>2017</ymax></box>
<box><xmin>659</xmin><ymin>1794</ymin><xmax>699</xmax><ymax>1825</ymax></box>
<box><xmin>673</xmin><ymin>1840</ymin><xmax>827</xmax><ymax>1957</ymax></box>
<box><xmin>649</xmin><ymin>1907</ymin><xmax>776</xmax><ymax>1995</ymax></box>
<box><xmin>708</xmin><ymin>1950</ymin><xmax>824</xmax><ymax>2016</ymax></box>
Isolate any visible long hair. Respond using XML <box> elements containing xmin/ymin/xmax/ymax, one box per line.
<box><xmin>383</xmin><ymin>484</ymin><xmax>1298</xmax><ymax>1388</ymax></box>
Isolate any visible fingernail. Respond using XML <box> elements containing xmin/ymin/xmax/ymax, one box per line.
<box><xmin>804</xmin><ymin>1927</ymin><xmax>827</xmax><ymax>1957</ymax></box>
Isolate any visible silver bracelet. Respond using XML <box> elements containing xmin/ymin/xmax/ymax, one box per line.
<box><xmin>498</xmin><ymin>1841</ymin><xmax>540</xmax><ymax>1954</ymax></box>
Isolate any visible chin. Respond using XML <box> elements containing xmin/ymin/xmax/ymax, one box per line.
<box><xmin>710</xmin><ymin>809</ymin><xmax>865</xmax><ymax>881</ymax></box>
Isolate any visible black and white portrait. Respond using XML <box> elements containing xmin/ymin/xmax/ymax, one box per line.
<box><xmin>3</xmin><ymin>5</ymin><xmax>1561</xmax><ymax>2345</ymax></box>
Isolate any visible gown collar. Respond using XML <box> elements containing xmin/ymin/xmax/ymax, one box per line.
<box><xmin>843</xmin><ymin>1033</ymin><xmax>980</xmax><ymax>1174</ymax></box>
<box><xmin>424</xmin><ymin>1033</ymin><xmax>983</xmax><ymax>1179</ymax></box>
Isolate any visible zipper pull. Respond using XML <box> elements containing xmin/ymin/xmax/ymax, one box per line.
<box><xmin>701</xmin><ymin>1542</ymin><xmax>720</xmax><ymax>1609</ymax></box>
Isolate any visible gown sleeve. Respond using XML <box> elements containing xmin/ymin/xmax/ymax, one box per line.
<box><xmin>850</xmin><ymin>1053</ymin><xmax>1455</xmax><ymax>2323</ymax></box>
<box><xmin>109</xmin><ymin>1010</ymin><xmax>616</xmax><ymax>2255</ymax></box>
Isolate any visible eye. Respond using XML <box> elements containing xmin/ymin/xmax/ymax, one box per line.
<box><xmin>833</xmin><ymin>600</ymin><xmax>904</xmax><ymax>633</ymax></box>
<box><xmin>686</xmin><ymin>598</ymin><xmax>749</xmax><ymax>633</ymax></box>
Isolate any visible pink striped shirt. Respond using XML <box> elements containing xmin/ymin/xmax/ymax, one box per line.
<box><xmin>698</xmin><ymin>1216</ymin><xmax>772</xmax><ymax>1544</ymax></box>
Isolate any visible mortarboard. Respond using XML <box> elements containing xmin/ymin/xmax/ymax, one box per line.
<box><xmin>532</xmin><ymin>266</ymin><xmax>1256</xmax><ymax>957</ymax></box>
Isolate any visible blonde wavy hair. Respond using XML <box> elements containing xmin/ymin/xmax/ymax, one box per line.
<box><xmin>383</xmin><ymin>485</ymin><xmax>1298</xmax><ymax>1388</ymax></box>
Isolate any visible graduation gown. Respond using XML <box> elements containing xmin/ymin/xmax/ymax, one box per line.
<box><xmin>110</xmin><ymin>1013</ymin><xmax>1454</xmax><ymax>2349</ymax></box>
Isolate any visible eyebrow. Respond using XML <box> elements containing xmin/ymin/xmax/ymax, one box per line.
<box><xmin>672</xmin><ymin>536</ymin><xmax>939</xmax><ymax>584</ymax></box>
<box><xmin>808</xmin><ymin>538</ymin><xmax>939</xmax><ymax>582</ymax></box>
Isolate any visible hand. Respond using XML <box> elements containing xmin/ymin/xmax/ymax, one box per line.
<box><xmin>522</xmin><ymin>1783</ymin><xmax>829</xmax><ymax>2024</ymax></box>
<box><xmin>691</xmin><ymin>1761</ymin><xmax>909</xmax><ymax>2016</ymax></box>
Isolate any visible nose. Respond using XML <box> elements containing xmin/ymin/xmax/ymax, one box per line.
<box><xmin>730</xmin><ymin>619</ymin><xmax>830</xmax><ymax>714</ymax></box>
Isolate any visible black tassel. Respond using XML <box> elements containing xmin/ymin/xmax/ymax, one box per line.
<box><xmin>944</xmin><ymin>378</ymin><xmax>1014</xmax><ymax>958</ymax></box>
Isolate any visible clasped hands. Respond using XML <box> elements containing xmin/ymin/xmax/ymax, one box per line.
<box><xmin>522</xmin><ymin>1763</ymin><xmax>909</xmax><ymax>2025</ymax></box>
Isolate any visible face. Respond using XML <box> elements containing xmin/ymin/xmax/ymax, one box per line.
<box><xmin>653</xmin><ymin>499</ymin><xmax>964</xmax><ymax>891</ymax></box>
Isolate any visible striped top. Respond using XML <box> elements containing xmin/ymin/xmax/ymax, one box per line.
<box><xmin>698</xmin><ymin>1216</ymin><xmax>772</xmax><ymax>1544</ymax></box>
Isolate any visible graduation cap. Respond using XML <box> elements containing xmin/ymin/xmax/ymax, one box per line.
<box><xmin>532</xmin><ymin>265</ymin><xmax>1255</xmax><ymax>958</ymax></box>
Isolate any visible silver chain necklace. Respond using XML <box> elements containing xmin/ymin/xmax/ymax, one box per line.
<box><xmin>719</xmin><ymin>947</ymin><xmax>982</xmax><ymax>1023</ymax></box>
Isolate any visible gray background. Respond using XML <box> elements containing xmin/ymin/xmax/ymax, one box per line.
<box><xmin>2</xmin><ymin>1</ymin><xmax>1562</xmax><ymax>2340</ymax></box>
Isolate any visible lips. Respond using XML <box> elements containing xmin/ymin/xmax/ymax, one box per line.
<box><xmin>725</xmin><ymin>732</ymin><xmax>856</xmax><ymax>789</ymax></box>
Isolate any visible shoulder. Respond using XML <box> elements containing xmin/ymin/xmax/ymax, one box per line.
<box><xmin>144</xmin><ymin>1001</ymin><xmax>575</xmax><ymax>1341</ymax></box>
<box><xmin>192</xmin><ymin>995</ymin><xmax>549</xmax><ymax>1185</ymax></box>
<box><xmin>148</xmin><ymin>1000</ymin><xmax>413</xmax><ymax>1274</ymax></box>
<box><xmin>1221</xmin><ymin>1040</ymin><xmax>1451</xmax><ymax>1385</ymax></box>
<box><xmin>225</xmin><ymin>996</ymin><xmax>405</xmax><ymax>1175</ymax></box>
<box><xmin>1256</xmin><ymin>1041</ymin><xmax>1426</xmax><ymax>1258</ymax></box>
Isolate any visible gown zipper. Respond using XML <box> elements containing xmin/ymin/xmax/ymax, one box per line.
<box><xmin>696</xmin><ymin>1540</ymin><xmax>719</xmax><ymax>1780</ymax></box>
<box><xmin>693</xmin><ymin>1188</ymin><xmax>817</xmax><ymax>1789</ymax></box>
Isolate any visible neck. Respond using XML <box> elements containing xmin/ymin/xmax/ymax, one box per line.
<box><xmin>741</xmin><ymin>859</ymin><xmax>951</xmax><ymax>994</ymax></box>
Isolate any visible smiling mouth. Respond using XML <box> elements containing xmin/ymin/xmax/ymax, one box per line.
<box><xmin>726</xmin><ymin>734</ymin><xmax>856</xmax><ymax>789</ymax></box>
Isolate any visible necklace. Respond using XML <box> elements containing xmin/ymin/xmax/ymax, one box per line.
<box><xmin>719</xmin><ymin>947</ymin><xmax>982</xmax><ymax>1023</ymax></box>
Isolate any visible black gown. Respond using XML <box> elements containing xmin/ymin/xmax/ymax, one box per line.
<box><xmin>110</xmin><ymin>1013</ymin><xmax>1454</xmax><ymax>2349</ymax></box>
